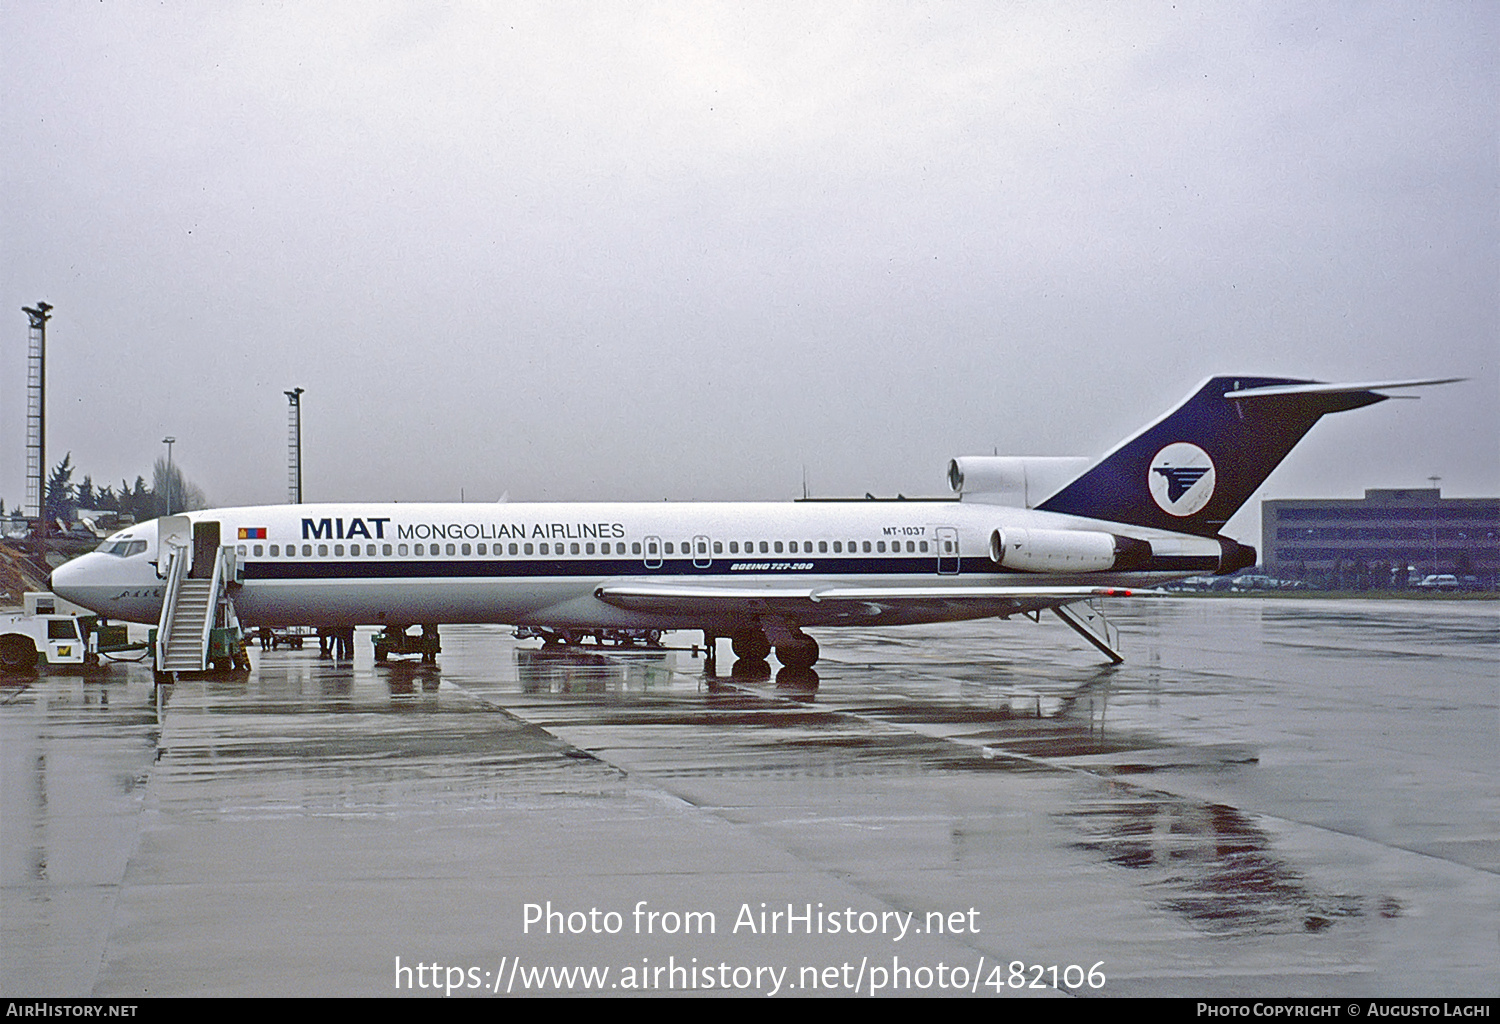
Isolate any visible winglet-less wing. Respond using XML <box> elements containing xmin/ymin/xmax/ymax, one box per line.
<box><xmin>594</xmin><ymin>581</ymin><xmax>1139</xmax><ymax>618</ymax></box>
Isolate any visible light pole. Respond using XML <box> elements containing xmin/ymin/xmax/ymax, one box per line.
<box><xmin>163</xmin><ymin>437</ymin><xmax>176</xmax><ymax>516</ymax></box>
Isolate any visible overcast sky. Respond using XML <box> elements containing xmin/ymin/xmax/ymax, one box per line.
<box><xmin>3</xmin><ymin>2</ymin><xmax>1495</xmax><ymax>541</ymax></box>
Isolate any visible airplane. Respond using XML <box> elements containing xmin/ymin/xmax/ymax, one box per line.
<box><xmin>48</xmin><ymin>375</ymin><xmax>1459</xmax><ymax>671</ymax></box>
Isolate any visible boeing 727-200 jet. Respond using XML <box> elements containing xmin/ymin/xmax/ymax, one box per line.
<box><xmin>46</xmin><ymin>375</ymin><xmax>1459</xmax><ymax>671</ymax></box>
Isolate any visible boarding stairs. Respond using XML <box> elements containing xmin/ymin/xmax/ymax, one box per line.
<box><xmin>155</xmin><ymin>541</ymin><xmax>242</xmax><ymax>676</ymax></box>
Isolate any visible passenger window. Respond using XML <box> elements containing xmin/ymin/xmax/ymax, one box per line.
<box><xmin>269</xmin><ymin>544</ymin><xmax>279</xmax><ymax>556</ymax></box>
<box><xmin>713</xmin><ymin>541</ymin><xmax>722</xmax><ymax>554</ymax></box>
<box><xmin>774</xmin><ymin>541</ymin><xmax>783</xmax><ymax>553</ymax></box>
<box><xmin>571</xmin><ymin>543</ymin><xmax>580</xmax><ymax>555</ymax></box>
<box><xmin>789</xmin><ymin>541</ymin><xmax>798</xmax><ymax>553</ymax></box>
<box><xmin>253</xmin><ymin>544</ymin><xmax>263</xmax><ymax>557</ymax></box>
<box><xmin>524</xmin><ymin>543</ymin><xmax>534</xmax><ymax>555</ymax></box>
<box><xmin>729</xmin><ymin>541</ymin><xmax>738</xmax><ymax>554</ymax></box>
<box><xmin>509</xmin><ymin>543</ymin><xmax>519</xmax><ymax>555</ymax></box>
<box><xmin>862</xmin><ymin>541</ymin><xmax>871</xmax><ymax>553</ymax></box>
<box><xmin>877</xmin><ymin>541</ymin><xmax>886</xmax><ymax>553</ymax></box>
<box><xmin>833</xmin><ymin>541</ymin><xmax>842</xmax><ymax>553</ymax></box>
<box><xmin>461</xmin><ymin>543</ymin><xmax>471</xmax><ymax>555</ymax></box>
<box><xmin>819</xmin><ymin>541</ymin><xmax>827</xmax><ymax>553</ymax></box>
<box><xmin>446</xmin><ymin>543</ymin><xmax>456</xmax><ymax>555</ymax></box>
<box><xmin>540</xmin><ymin>543</ymin><xmax>549</xmax><ymax>555</ymax></box>
<box><xmin>920</xmin><ymin>541</ymin><xmax>928</xmax><ymax>552</ymax></box>
<box><xmin>632</xmin><ymin>542</ymin><xmax>642</xmax><ymax>555</ymax></box>
<box><xmin>398</xmin><ymin>544</ymin><xmax>408</xmax><ymax>556</ymax></box>
<box><xmin>383</xmin><ymin>544</ymin><xmax>392</xmax><ymax>555</ymax></box>
<box><xmin>665</xmin><ymin>542</ymin><xmax>674</xmax><ymax>554</ymax></box>
<box><xmin>759</xmin><ymin>541</ymin><xmax>768</xmax><ymax>554</ymax></box>
<box><xmin>318</xmin><ymin>544</ymin><xmax>328</xmax><ymax>556</ymax></box>
<box><xmin>334</xmin><ymin>544</ymin><xmax>344</xmax><ymax>556</ymax></box>
<box><xmin>415</xmin><ymin>544</ymin><xmax>424</xmax><ymax>555</ymax></box>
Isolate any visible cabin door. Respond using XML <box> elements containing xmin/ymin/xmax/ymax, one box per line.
<box><xmin>936</xmin><ymin>527</ymin><xmax>959</xmax><ymax>575</ymax></box>
<box><xmin>191</xmin><ymin>521</ymin><xmax>220</xmax><ymax>579</ymax></box>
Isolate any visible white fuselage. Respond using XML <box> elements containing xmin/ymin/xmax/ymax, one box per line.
<box><xmin>50</xmin><ymin>500</ymin><xmax>1227</xmax><ymax>630</ymax></box>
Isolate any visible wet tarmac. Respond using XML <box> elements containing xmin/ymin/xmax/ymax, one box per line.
<box><xmin>2</xmin><ymin>598</ymin><xmax>1495</xmax><ymax>997</ymax></box>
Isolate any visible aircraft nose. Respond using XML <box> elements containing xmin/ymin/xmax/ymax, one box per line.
<box><xmin>48</xmin><ymin>557</ymin><xmax>82</xmax><ymax>602</ymax></box>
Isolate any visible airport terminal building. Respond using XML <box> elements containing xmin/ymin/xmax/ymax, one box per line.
<box><xmin>1262</xmin><ymin>488</ymin><xmax>1500</xmax><ymax>589</ymax></box>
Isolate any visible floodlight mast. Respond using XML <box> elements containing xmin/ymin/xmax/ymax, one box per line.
<box><xmin>23</xmin><ymin>302</ymin><xmax>53</xmax><ymax>571</ymax></box>
<box><xmin>285</xmin><ymin>388</ymin><xmax>304</xmax><ymax>504</ymax></box>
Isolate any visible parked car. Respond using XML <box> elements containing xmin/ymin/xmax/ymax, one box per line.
<box><xmin>1415</xmin><ymin>574</ymin><xmax>1460</xmax><ymax>590</ymax></box>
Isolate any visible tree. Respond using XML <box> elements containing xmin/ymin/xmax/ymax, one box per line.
<box><xmin>45</xmin><ymin>453</ymin><xmax>78</xmax><ymax>522</ymax></box>
<box><xmin>120</xmin><ymin>477</ymin><xmax>153</xmax><ymax>522</ymax></box>
<box><xmin>152</xmin><ymin>458</ymin><xmax>207</xmax><ymax>514</ymax></box>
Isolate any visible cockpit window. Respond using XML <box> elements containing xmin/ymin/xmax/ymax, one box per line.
<box><xmin>98</xmin><ymin>539</ymin><xmax>148</xmax><ymax>557</ymax></box>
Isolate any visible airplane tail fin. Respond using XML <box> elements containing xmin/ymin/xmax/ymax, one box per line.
<box><xmin>1035</xmin><ymin>375</ymin><xmax>1462</xmax><ymax>537</ymax></box>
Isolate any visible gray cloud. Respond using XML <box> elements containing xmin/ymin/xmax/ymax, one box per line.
<box><xmin>3</xmin><ymin>2</ymin><xmax>1494</xmax><ymax>543</ymax></box>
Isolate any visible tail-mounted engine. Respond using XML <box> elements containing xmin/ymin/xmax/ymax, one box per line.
<box><xmin>948</xmin><ymin>456</ymin><xmax>1090</xmax><ymax>507</ymax></box>
<box><xmin>989</xmin><ymin>528</ymin><xmax>1151</xmax><ymax>573</ymax></box>
<box><xmin>990</xmin><ymin>528</ymin><xmax>1257</xmax><ymax>575</ymax></box>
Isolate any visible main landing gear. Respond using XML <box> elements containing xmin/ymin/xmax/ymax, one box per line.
<box><xmin>723</xmin><ymin>625</ymin><xmax>820</xmax><ymax>691</ymax></box>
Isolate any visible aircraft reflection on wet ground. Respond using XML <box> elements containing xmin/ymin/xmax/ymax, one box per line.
<box><xmin>1</xmin><ymin>599</ymin><xmax>1494</xmax><ymax>996</ymax></box>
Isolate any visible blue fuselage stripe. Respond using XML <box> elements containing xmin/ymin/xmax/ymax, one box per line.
<box><xmin>241</xmin><ymin>553</ymin><xmax>1219</xmax><ymax>581</ymax></box>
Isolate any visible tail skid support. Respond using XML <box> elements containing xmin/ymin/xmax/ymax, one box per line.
<box><xmin>1051</xmin><ymin>600</ymin><xmax>1124</xmax><ymax>664</ymax></box>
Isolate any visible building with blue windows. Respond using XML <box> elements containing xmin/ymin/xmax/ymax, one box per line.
<box><xmin>1262</xmin><ymin>488</ymin><xmax>1499</xmax><ymax>589</ymax></box>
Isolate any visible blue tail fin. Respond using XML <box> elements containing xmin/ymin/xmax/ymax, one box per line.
<box><xmin>1035</xmin><ymin>375</ymin><xmax>1458</xmax><ymax>536</ymax></box>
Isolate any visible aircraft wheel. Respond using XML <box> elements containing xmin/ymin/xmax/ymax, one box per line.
<box><xmin>0</xmin><ymin>637</ymin><xmax>37</xmax><ymax>673</ymax></box>
<box><xmin>731</xmin><ymin>630</ymin><xmax>770</xmax><ymax>661</ymax></box>
<box><xmin>775</xmin><ymin>636</ymin><xmax>819</xmax><ymax>670</ymax></box>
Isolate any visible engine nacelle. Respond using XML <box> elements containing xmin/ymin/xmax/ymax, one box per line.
<box><xmin>948</xmin><ymin>456</ymin><xmax>1090</xmax><ymax>507</ymax></box>
<box><xmin>989</xmin><ymin>528</ymin><xmax>1153</xmax><ymax>573</ymax></box>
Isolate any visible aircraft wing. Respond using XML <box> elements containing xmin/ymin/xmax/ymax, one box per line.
<box><xmin>593</xmin><ymin>581</ymin><xmax>1138</xmax><ymax>618</ymax></box>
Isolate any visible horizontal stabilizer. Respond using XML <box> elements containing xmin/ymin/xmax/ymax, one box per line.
<box><xmin>1222</xmin><ymin>377</ymin><xmax>1465</xmax><ymax>399</ymax></box>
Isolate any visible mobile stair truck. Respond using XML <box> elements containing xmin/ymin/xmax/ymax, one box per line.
<box><xmin>149</xmin><ymin>516</ymin><xmax>251</xmax><ymax>684</ymax></box>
